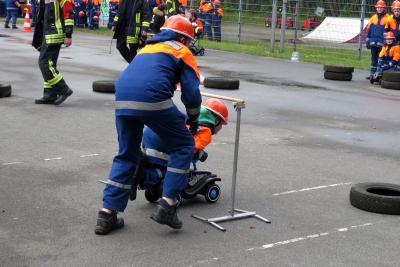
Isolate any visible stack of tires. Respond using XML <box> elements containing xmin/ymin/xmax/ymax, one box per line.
<box><xmin>380</xmin><ymin>71</ymin><xmax>400</xmax><ymax>90</ymax></box>
<box><xmin>323</xmin><ymin>65</ymin><xmax>354</xmax><ymax>81</ymax></box>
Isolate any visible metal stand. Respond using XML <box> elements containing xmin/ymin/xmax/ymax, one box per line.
<box><xmin>192</xmin><ymin>101</ymin><xmax>271</xmax><ymax>231</ymax></box>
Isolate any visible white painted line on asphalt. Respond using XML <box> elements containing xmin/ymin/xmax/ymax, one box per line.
<box><xmin>246</xmin><ymin>222</ymin><xmax>372</xmax><ymax>251</ymax></box>
<box><xmin>80</xmin><ymin>153</ymin><xmax>99</xmax><ymax>158</ymax></box>
<box><xmin>272</xmin><ymin>182</ymin><xmax>352</xmax><ymax>196</ymax></box>
<box><xmin>43</xmin><ymin>157</ymin><xmax>62</xmax><ymax>161</ymax></box>
<box><xmin>2</xmin><ymin>161</ymin><xmax>24</xmax><ymax>166</ymax></box>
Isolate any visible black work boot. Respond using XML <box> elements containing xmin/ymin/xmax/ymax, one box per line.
<box><xmin>54</xmin><ymin>88</ymin><xmax>73</xmax><ymax>106</ymax></box>
<box><xmin>150</xmin><ymin>198</ymin><xmax>182</xmax><ymax>229</ymax></box>
<box><xmin>35</xmin><ymin>96</ymin><xmax>57</xmax><ymax>104</ymax></box>
<box><xmin>94</xmin><ymin>210</ymin><xmax>124</xmax><ymax>235</ymax></box>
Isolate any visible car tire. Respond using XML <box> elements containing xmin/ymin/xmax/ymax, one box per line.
<box><xmin>323</xmin><ymin>65</ymin><xmax>354</xmax><ymax>73</ymax></box>
<box><xmin>92</xmin><ymin>80</ymin><xmax>115</xmax><ymax>93</ymax></box>
<box><xmin>204</xmin><ymin>77</ymin><xmax>240</xmax><ymax>90</ymax></box>
<box><xmin>324</xmin><ymin>71</ymin><xmax>352</xmax><ymax>81</ymax></box>
<box><xmin>0</xmin><ymin>83</ymin><xmax>12</xmax><ymax>98</ymax></box>
<box><xmin>350</xmin><ymin>182</ymin><xmax>400</xmax><ymax>215</ymax></box>
<box><xmin>382</xmin><ymin>71</ymin><xmax>400</xmax><ymax>82</ymax></box>
<box><xmin>381</xmin><ymin>80</ymin><xmax>400</xmax><ymax>90</ymax></box>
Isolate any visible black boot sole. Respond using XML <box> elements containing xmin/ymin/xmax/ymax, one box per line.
<box><xmin>54</xmin><ymin>89</ymin><xmax>73</xmax><ymax>106</ymax></box>
<box><xmin>95</xmin><ymin>218</ymin><xmax>124</xmax><ymax>235</ymax></box>
<box><xmin>150</xmin><ymin>213</ymin><xmax>182</xmax><ymax>229</ymax></box>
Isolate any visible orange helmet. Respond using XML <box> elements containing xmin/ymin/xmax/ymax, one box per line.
<box><xmin>203</xmin><ymin>98</ymin><xmax>228</xmax><ymax>125</ymax></box>
<box><xmin>392</xmin><ymin>0</ymin><xmax>400</xmax><ymax>9</ymax></box>
<box><xmin>214</xmin><ymin>0</ymin><xmax>220</xmax><ymax>6</ymax></box>
<box><xmin>161</xmin><ymin>15</ymin><xmax>195</xmax><ymax>40</ymax></box>
<box><xmin>375</xmin><ymin>0</ymin><xmax>386</xmax><ymax>8</ymax></box>
<box><xmin>385</xmin><ymin>31</ymin><xmax>396</xmax><ymax>39</ymax></box>
<box><xmin>79</xmin><ymin>11</ymin><xmax>85</xmax><ymax>17</ymax></box>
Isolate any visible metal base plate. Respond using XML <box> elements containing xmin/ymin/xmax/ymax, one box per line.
<box><xmin>192</xmin><ymin>208</ymin><xmax>271</xmax><ymax>232</ymax></box>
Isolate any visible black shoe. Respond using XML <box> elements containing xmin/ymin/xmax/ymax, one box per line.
<box><xmin>150</xmin><ymin>198</ymin><xmax>182</xmax><ymax>229</ymax></box>
<box><xmin>12</xmin><ymin>25</ymin><xmax>18</xmax><ymax>29</ymax></box>
<box><xmin>4</xmin><ymin>25</ymin><xmax>10</xmax><ymax>29</ymax></box>
<box><xmin>54</xmin><ymin>89</ymin><xmax>73</xmax><ymax>106</ymax></box>
<box><xmin>95</xmin><ymin>210</ymin><xmax>124</xmax><ymax>235</ymax></box>
<box><xmin>35</xmin><ymin>96</ymin><xmax>57</xmax><ymax>104</ymax></box>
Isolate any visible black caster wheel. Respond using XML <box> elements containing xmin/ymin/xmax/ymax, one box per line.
<box><xmin>145</xmin><ymin>188</ymin><xmax>160</xmax><ymax>203</ymax></box>
<box><xmin>204</xmin><ymin>183</ymin><xmax>221</xmax><ymax>203</ymax></box>
<box><xmin>199</xmin><ymin>48</ymin><xmax>205</xmax><ymax>56</ymax></box>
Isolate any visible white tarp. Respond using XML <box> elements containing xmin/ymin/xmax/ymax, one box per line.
<box><xmin>303</xmin><ymin>17</ymin><xmax>370</xmax><ymax>43</ymax></box>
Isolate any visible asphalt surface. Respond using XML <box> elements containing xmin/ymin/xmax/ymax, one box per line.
<box><xmin>1</xmin><ymin>30</ymin><xmax>400</xmax><ymax>267</ymax></box>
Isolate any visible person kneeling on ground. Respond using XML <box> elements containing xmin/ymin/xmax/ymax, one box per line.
<box><xmin>141</xmin><ymin>98</ymin><xmax>229</xmax><ymax>193</ymax></box>
<box><xmin>95</xmin><ymin>15</ymin><xmax>201</xmax><ymax>235</ymax></box>
<box><xmin>371</xmin><ymin>31</ymin><xmax>400</xmax><ymax>84</ymax></box>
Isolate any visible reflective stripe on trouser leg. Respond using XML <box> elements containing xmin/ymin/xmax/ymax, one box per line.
<box><xmin>38</xmin><ymin>42</ymin><xmax>69</xmax><ymax>95</ymax></box>
<box><xmin>142</xmin><ymin>107</ymin><xmax>195</xmax><ymax>198</ymax></box>
<box><xmin>103</xmin><ymin>116</ymin><xmax>144</xmax><ymax>212</ymax></box>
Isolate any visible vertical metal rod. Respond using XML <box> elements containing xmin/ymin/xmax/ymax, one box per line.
<box><xmin>293</xmin><ymin>0</ymin><xmax>300</xmax><ymax>52</ymax></box>
<box><xmin>230</xmin><ymin>105</ymin><xmax>242</xmax><ymax>216</ymax></box>
<box><xmin>279</xmin><ymin>0</ymin><xmax>288</xmax><ymax>53</ymax></box>
<box><xmin>270</xmin><ymin>0</ymin><xmax>278</xmax><ymax>53</ymax></box>
<box><xmin>237</xmin><ymin>0</ymin><xmax>244</xmax><ymax>44</ymax></box>
<box><xmin>358</xmin><ymin>0</ymin><xmax>366</xmax><ymax>60</ymax></box>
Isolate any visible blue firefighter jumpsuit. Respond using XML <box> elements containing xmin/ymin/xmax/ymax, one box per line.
<box><xmin>102</xmin><ymin>30</ymin><xmax>202</xmax><ymax>212</ymax></box>
<box><xmin>366</xmin><ymin>12</ymin><xmax>390</xmax><ymax>76</ymax></box>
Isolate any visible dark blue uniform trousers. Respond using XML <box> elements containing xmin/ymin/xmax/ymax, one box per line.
<box><xmin>103</xmin><ymin>107</ymin><xmax>194</xmax><ymax>212</ymax></box>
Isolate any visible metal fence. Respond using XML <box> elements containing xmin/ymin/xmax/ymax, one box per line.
<box><xmin>192</xmin><ymin>0</ymin><xmax>384</xmax><ymax>61</ymax></box>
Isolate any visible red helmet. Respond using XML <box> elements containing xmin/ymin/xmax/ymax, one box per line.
<box><xmin>203</xmin><ymin>98</ymin><xmax>228</xmax><ymax>125</ymax></box>
<box><xmin>392</xmin><ymin>0</ymin><xmax>400</xmax><ymax>9</ymax></box>
<box><xmin>385</xmin><ymin>31</ymin><xmax>396</xmax><ymax>39</ymax></box>
<box><xmin>375</xmin><ymin>0</ymin><xmax>386</xmax><ymax>8</ymax></box>
<box><xmin>214</xmin><ymin>0</ymin><xmax>221</xmax><ymax>6</ymax></box>
<box><xmin>161</xmin><ymin>15</ymin><xmax>195</xmax><ymax>40</ymax></box>
<box><xmin>95</xmin><ymin>10</ymin><xmax>101</xmax><ymax>16</ymax></box>
<box><xmin>93</xmin><ymin>15</ymin><xmax>99</xmax><ymax>22</ymax></box>
<box><xmin>79</xmin><ymin>11</ymin><xmax>85</xmax><ymax>17</ymax></box>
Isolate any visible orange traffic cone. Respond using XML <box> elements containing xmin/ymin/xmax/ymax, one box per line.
<box><xmin>22</xmin><ymin>10</ymin><xmax>32</xmax><ymax>32</ymax></box>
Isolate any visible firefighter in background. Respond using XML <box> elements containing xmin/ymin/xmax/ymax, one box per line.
<box><xmin>93</xmin><ymin>0</ymin><xmax>101</xmax><ymax>29</ymax></box>
<box><xmin>371</xmin><ymin>32</ymin><xmax>400</xmax><ymax>83</ymax></box>
<box><xmin>366</xmin><ymin>0</ymin><xmax>390</xmax><ymax>80</ymax></box>
<box><xmin>87</xmin><ymin>0</ymin><xmax>101</xmax><ymax>29</ymax></box>
<box><xmin>391</xmin><ymin>0</ymin><xmax>400</xmax><ymax>10</ymax></box>
<box><xmin>94</xmin><ymin>16</ymin><xmax>202</xmax><ymax>235</ymax></box>
<box><xmin>386</xmin><ymin>1</ymin><xmax>400</xmax><ymax>43</ymax></box>
<box><xmin>74</xmin><ymin>0</ymin><xmax>86</xmax><ymax>28</ymax></box>
<box><xmin>199</xmin><ymin>0</ymin><xmax>212</xmax><ymax>40</ymax></box>
<box><xmin>211</xmin><ymin>0</ymin><xmax>223</xmax><ymax>42</ymax></box>
<box><xmin>32</xmin><ymin>0</ymin><xmax>74</xmax><ymax>105</ymax></box>
<box><xmin>112</xmin><ymin>0</ymin><xmax>151</xmax><ymax>63</ymax></box>
<box><xmin>108</xmin><ymin>0</ymin><xmax>119</xmax><ymax>29</ymax></box>
<box><xmin>150</xmin><ymin>3</ymin><xmax>165</xmax><ymax>34</ymax></box>
<box><xmin>178</xmin><ymin>0</ymin><xmax>187</xmax><ymax>15</ymax></box>
<box><xmin>165</xmin><ymin>0</ymin><xmax>179</xmax><ymax>17</ymax></box>
<box><xmin>189</xmin><ymin>9</ymin><xmax>203</xmax><ymax>37</ymax></box>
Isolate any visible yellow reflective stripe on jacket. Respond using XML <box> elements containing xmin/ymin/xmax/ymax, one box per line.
<box><xmin>54</xmin><ymin>0</ymin><xmax>63</xmax><ymax>35</ymax></box>
<box><xmin>142</xmin><ymin>21</ymin><xmax>150</xmax><ymax>27</ymax></box>
<box><xmin>114</xmin><ymin>15</ymin><xmax>118</xmax><ymax>22</ymax></box>
<box><xmin>65</xmin><ymin>19</ymin><xmax>74</xmax><ymax>26</ymax></box>
<box><xmin>45</xmin><ymin>33</ymin><xmax>65</xmax><ymax>44</ymax></box>
<box><xmin>60</xmin><ymin>0</ymin><xmax>67</xmax><ymax>7</ymax></box>
<box><xmin>126</xmin><ymin>36</ymin><xmax>139</xmax><ymax>44</ymax></box>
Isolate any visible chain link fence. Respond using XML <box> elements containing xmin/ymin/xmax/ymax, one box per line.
<box><xmin>195</xmin><ymin>0</ymin><xmax>384</xmax><ymax>61</ymax></box>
